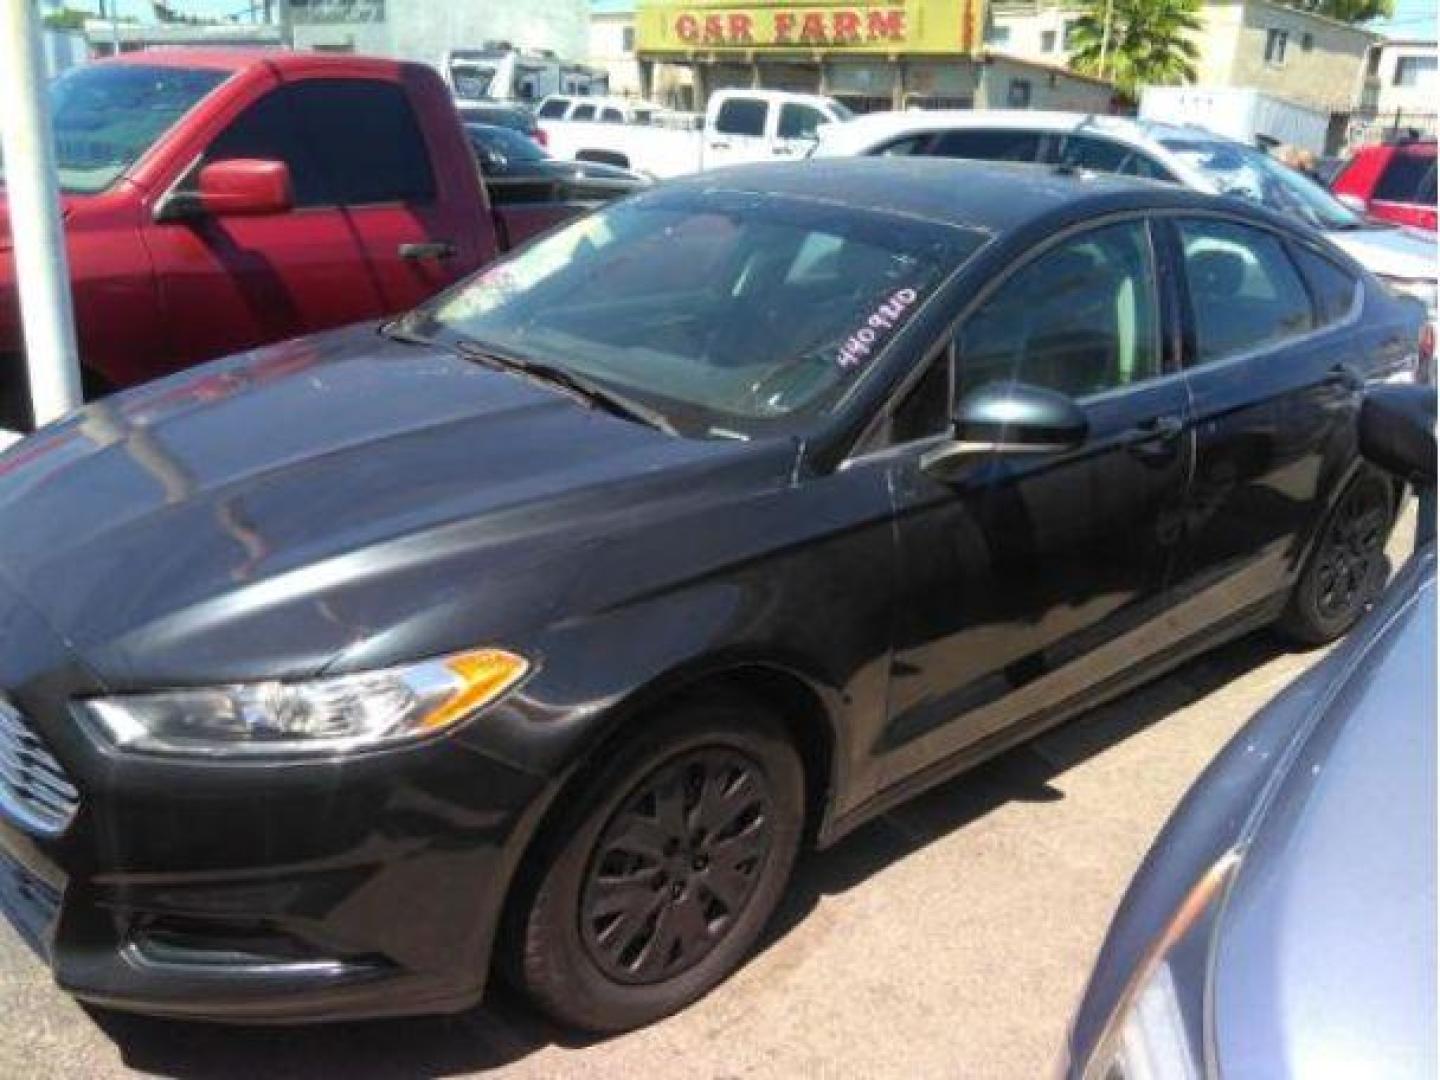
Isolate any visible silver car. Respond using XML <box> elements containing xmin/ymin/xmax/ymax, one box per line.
<box><xmin>1063</xmin><ymin>385</ymin><xmax>1436</xmax><ymax>1078</ymax></box>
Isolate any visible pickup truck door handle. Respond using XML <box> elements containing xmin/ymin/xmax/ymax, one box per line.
<box><xmin>398</xmin><ymin>241</ymin><xmax>457</xmax><ymax>261</ymax></box>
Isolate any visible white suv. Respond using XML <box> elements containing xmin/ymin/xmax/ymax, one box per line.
<box><xmin>814</xmin><ymin>110</ymin><xmax>1437</xmax><ymax>320</ymax></box>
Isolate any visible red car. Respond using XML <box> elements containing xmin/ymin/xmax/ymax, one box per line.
<box><xmin>0</xmin><ymin>51</ymin><xmax>582</xmax><ymax>430</ymax></box>
<box><xmin>1331</xmin><ymin>137</ymin><xmax>1438</xmax><ymax>232</ymax></box>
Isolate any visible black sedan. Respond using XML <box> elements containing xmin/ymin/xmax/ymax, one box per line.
<box><xmin>465</xmin><ymin>122</ymin><xmax>647</xmax><ymax>206</ymax></box>
<box><xmin>0</xmin><ymin>160</ymin><xmax>1426</xmax><ymax>1033</ymax></box>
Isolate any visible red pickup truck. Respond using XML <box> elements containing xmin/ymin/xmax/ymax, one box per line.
<box><xmin>0</xmin><ymin>50</ymin><xmax>577</xmax><ymax>429</ymax></box>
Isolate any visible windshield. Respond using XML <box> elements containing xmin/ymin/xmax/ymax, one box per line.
<box><xmin>406</xmin><ymin>190</ymin><xmax>983</xmax><ymax>435</ymax></box>
<box><xmin>0</xmin><ymin>64</ymin><xmax>227</xmax><ymax>195</ymax></box>
<box><xmin>1161</xmin><ymin>138</ymin><xmax>1366</xmax><ymax>231</ymax></box>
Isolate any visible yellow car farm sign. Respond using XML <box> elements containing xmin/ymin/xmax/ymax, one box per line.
<box><xmin>636</xmin><ymin>0</ymin><xmax>985</xmax><ymax>56</ymax></box>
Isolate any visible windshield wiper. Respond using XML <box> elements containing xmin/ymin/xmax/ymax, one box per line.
<box><xmin>451</xmin><ymin>339</ymin><xmax>677</xmax><ymax>436</ymax></box>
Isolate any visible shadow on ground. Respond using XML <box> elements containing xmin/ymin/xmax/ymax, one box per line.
<box><xmin>89</xmin><ymin>630</ymin><xmax>1295</xmax><ymax>1079</ymax></box>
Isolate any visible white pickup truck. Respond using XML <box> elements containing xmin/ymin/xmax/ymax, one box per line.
<box><xmin>537</xmin><ymin>89</ymin><xmax>852</xmax><ymax>178</ymax></box>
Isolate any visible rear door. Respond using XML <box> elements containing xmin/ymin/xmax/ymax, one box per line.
<box><xmin>879</xmin><ymin>217</ymin><xmax>1193</xmax><ymax>783</ymax></box>
<box><xmin>1163</xmin><ymin>214</ymin><xmax>1366</xmax><ymax>636</ymax></box>
<box><xmin>705</xmin><ymin>96</ymin><xmax>770</xmax><ymax>168</ymax></box>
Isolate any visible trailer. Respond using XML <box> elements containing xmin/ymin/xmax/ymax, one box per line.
<box><xmin>1139</xmin><ymin>86</ymin><xmax>1331</xmax><ymax>157</ymax></box>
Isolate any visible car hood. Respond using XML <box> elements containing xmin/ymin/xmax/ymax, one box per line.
<box><xmin>0</xmin><ymin>324</ymin><xmax>778</xmax><ymax>686</ymax></box>
<box><xmin>1327</xmin><ymin>224</ymin><xmax>1437</xmax><ymax>280</ymax></box>
<box><xmin>1211</xmin><ymin>558</ymin><xmax>1436</xmax><ymax>1077</ymax></box>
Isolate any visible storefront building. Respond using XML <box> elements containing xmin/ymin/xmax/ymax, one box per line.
<box><xmin>632</xmin><ymin>0</ymin><xmax>1115</xmax><ymax>113</ymax></box>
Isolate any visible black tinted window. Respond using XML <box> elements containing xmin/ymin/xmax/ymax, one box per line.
<box><xmin>957</xmin><ymin>221</ymin><xmax>1161</xmax><ymax>400</ymax></box>
<box><xmin>1121</xmin><ymin>152</ymin><xmax>1175</xmax><ymax>182</ymax></box>
<box><xmin>206</xmin><ymin>80</ymin><xmax>434</xmax><ymax>206</ymax></box>
<box><xmin>1178</xmin><ymin>219</ymin><xmax>1314</xmax><ymax>363</ymax></box>
<box><xmin>1059</xmin><ymin>134</ymin><xmax>1129</xmax><ymax>173</ymax></box>
<box><xmin>927</xmin><ymin>128</ymin><xmax>1042</xmax><ymax>162</ymax></box>
<box><xmin>537</xmin><ymin>98</ymin><xmax>570</xmax><ymax>119</ymax></box>
<box><xmin>715</xmin><ymin>98</ymin><xmax>767</xmax><ymax>137</ymax></box>
<box><xmin>1376</xmin><ymin>152</ymin><xmax>1437</xmax><ymax>204</ymax></box>
<box><xmin>571</xmin><ymin>104</ymin><xmax>596</xmax><ymax>121</ymax></box>
<box><xmin>889</xmin><ymin>351</ymin><xmax>951</xmax><ymax>443</ymax></box>
<box><xmin>778</xmin><ymin>104</ymin><xmax>827</xmax><ymax>140</ymax></box>
<box><xmin>601</xmin><ymin>107</ymin><xmax>625</xmax><ymax>123</ymax></box>
<box><xmin>876</xmin><ymin>134</ymin><xmax>930</xmax><ymax>156</ymax></box>
<box><xmin>1292</xmin><ymin>246</ymin><xmax>1358</xmax><ymax>326</ymax></box>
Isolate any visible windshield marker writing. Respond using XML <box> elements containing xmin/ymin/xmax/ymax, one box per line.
<box><xmin>838</xmin><ymin>287</ymin><xmax>920</xmax><ymax>370</ymax></box>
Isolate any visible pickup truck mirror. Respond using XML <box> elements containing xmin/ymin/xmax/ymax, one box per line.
<box><xmin>196</xmin><ymin>159</ymin><xmax>294</xmax><ymax>217</ymax></box>
<box><xmin>921</xmin><ymin>382</ymin><xmax>1088</xmax><ymax>481</ymax></box>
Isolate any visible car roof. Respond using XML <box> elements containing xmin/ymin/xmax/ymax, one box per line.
<box><xmin>662</xmin><ymin>156</ymin><xmax>1219</xmax><ymax>234</ymax></box>
<box><xmin>821</xmin><ymin>108</ymin><xmax>1218</xmax><ymax>150</ymax></box>
<box><xmin>105</xmin><ymin>47</ymin><xmax>411</xmax><ymax>78</ymax></box>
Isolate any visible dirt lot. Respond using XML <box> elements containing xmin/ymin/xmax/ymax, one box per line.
<box><xmin>1</xmin><ymin>511</ymin><xmax>1420</xmax><ymax>1080</ymax></box>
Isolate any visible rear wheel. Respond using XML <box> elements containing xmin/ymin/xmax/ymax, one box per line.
<box><xmin>507</xmin><ymin>698</ymin><xmax>803</xmax><ymax>1032</ymax></box>
<box><xmin>1278</xmin><ymin>468</ymin><xmax>1395</xmax><ymax>645</ymax></box>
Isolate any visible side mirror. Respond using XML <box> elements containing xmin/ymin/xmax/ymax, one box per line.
<box><xmin>921</xmin><ymin>383</ymin><xmax>1088</xmax><ymax>481</ymax></box>
<box><xmin>191</xmin><ymin>159</ymin><xmax>294</xmax><ymax>217</ymax></box>
<box><xmin>1359</xmin><ymin>384</ymin><xmax>1435</xmax><ymax>485</ymax></box>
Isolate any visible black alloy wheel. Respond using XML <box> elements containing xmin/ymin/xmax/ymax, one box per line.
<box><xmin>580</xmin><ymin>748</ymin><xmax>774</xmax><ymax>984</ymax></box>
<box><xmin>506</xmin><ymin>697</ymin><xmax>804</xmax><ymax>1033</ymax></box>
<box><xmin>1280</xmin><ymin>469</ymin><xmax>1395</xmax><ymax>644</ymax></box>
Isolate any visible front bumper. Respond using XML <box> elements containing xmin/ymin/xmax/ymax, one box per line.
<box><xmin>0</xmin><ymin>705</ymin><xmax>551</xmax><ymax>1023</ymax></box>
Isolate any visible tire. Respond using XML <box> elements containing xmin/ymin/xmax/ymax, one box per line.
<box><xmin>1278</xmin><ymin>467</ymin><xmax>1396</xmax><ymax>645</ymax></box>
<box><xmin>506</xmin><ymin>696</ymin><xmax>804</xmax><ymax>1033</ymax></box>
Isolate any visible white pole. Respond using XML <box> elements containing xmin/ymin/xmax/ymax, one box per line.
<box><xmin>1098</xmin><ymin>0</ymin><xmax>1114</xmax><ymax>82</ymax></box>
<box><xmin>0</xmin><ymin>0</ymin><xmax>83</xmax><ymax>427</ymax></box>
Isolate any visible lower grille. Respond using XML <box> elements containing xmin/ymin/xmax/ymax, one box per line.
<box><xmin>0</xmin><ymin>701</ymin><xmax>79</xmax><ymax>837</ymax></box>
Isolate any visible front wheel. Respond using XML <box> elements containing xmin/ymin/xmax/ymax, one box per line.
<box><xmin>1278</xmin><ymin>468</ymin><xmax>1395</xmax><ymax>645</ymax></box>
<box><xmin>507</xmin><ymin>698</ymin><xmax>804</xmax><ymax>1032</ymax></box>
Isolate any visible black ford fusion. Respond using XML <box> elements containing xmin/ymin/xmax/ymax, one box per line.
<box><xmin>0</xmin><ymin>160</ymin><xmax>1426</xmax><ymax>1033</ymax></box>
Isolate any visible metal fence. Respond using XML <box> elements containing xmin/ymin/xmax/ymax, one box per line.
<box><xmin>1334</xmin><ymin>107</ymin><xmax>1438</xmax><ymax>152</ymax></box>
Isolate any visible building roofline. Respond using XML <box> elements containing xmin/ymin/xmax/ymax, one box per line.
<box><xmin>983</xmin><ymin>49</ymin><xmax>1117</xmax><ymax>88</ymax></box>
<box><xmin>1240</xmin><ymin>0</ymin><xmax>1382</xmax><ymax>40</ymax></box>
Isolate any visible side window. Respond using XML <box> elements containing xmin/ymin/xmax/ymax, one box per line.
<box><xmin>1058</xmin><ymin>134</ymin><xmax>1130</xmax><ymax>174</ymax></box>
<box><xmin>778</xmin><ymin>103</ymin><xmax>827</xmax><ymax>140</ymax></box>
<box><xmin>714</xmin><ymin>98</ymin><xmax>767</xmax><ymax>137</ymax></box>
<box><xmin>889</xmin><ymin>350</ymin><xmax>952</xmax><ymax>444</ymax></box>
<box><xmin>601</xmin><ymin>107</ymin><xmax>625</xmax><ymax>123</ymax></box>
<box><xmin>1291</xmin><ymin>245</ymin><xmax>1359</xmax><ymax>326</ymax></box>
<box><xmin>204</xmin><ymin>80</ymin><xmax>435</xmax><ymax>207</ymax></box>
<box><xmin>537</xmin><ymin>98</ymin><xmax>569</xmax><ymax>119</ymax></box>
<box><xmin>1120</xmin><ymin>152</ymin><xmax>1177</xmax><ymax>182</ymax></box>
<box><xmin>1376</xmin><ymin>153</ymin><xmax>1436</xmax><ymax>204</ymax></box>
<box><xmin>570</xmin><ymin>103</ymin><xmax>597</xmax><ymax>121</ymax></box>
<box><xmin>1177</xmin><ymin>219</ymin><xmax>1314</xmax><ymax>364</ymax></box>
<box><xmin>955</xmin><ymin>220</ymin><xmax>1162</xmax><ymax>401</ymax></box>
<box><xmin>203</xmin><ymin>87</ymin><xmax>329</xmax><ymax>206</ymax></box>
<box><xmin>875</xmin><ymin>133</ymin><xmax>930</xmax><ymax>157</ymax></box>
<box><xmin>927</xmin><ymin>128</ymin><xmax>1043</xmax><ymax>163</ymax></box>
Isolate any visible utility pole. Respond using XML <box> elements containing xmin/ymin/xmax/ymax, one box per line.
<box><xmin>276</xmin><ymin>0</ymin><xmax>293</xmax><ymax>48</ymax></box>
<box><xmin>0</xmin><ymin>0</ymin><xmax>84</xmax><ymax>427</ymax></box>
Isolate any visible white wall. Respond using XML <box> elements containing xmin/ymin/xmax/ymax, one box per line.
<box><xmin>1372</xmin><ymin>41</ymin><xmax>1438</xmax><ymax>115</ymax></box>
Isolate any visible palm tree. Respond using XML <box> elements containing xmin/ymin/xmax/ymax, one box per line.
<box><xmin>1067</xmin><ymin>0</ymin><xmax>1203</xmax><ymax>104</ymax></box>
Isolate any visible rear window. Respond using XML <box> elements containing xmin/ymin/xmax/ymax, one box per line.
<box><xmin>926</xmin><ymin>128</ymin><xmax>1043</xmax><ymax>163</ymax></box>
<box><xmin>715</xmin><ymin>98</ymin><xmax>767</xmax><ymax>137</ymax></box>
<box><xmin>1376</xmin><ymin>151</ymin><xmax>1438</xmax><ymax>205</ymax></box>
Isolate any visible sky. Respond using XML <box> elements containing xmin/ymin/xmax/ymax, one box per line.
<box><xmin>57</xmin><ymin>0</ymin><xmax>1440</xmax><ymax>41</ymax></box>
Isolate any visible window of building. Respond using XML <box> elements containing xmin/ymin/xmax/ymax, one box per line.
<box><xmin>1264</xmin><ymin>29</ymin><xmax>1289</xmax><ymax>66</ymax></box>
<box><xmin>201</xmin><ymin>79</ymin><xmax>434</xmax><ymax>207</ymax></box>
<box><xmin>1007</xmin><ymin>79</ymin><xmax>1033</xmax><ymax>108</ymax></box>
<box><xmin>986</xmin><ymin>25</ymin><xmax>1012</xmax><ymax>46</ymax></box>
<box><xmin>955</xmin><ymin>221</ymin><xmax>1162</xmax><ymax>401</ymax></box>
<box><xmin>1300</xmin><ymin>32</ymin><xmax>1314</xmax><ymax>52</ymax></box>
<box><xmin>1177</xmin><ymin>219</ymin><xmax>1314</xmax><ymax>364</ymax></box>
<box><xmin>622</xmin><ymin>25</ymin><xmax>635</xmax><ymax>53</ymax></box>
<box><xmin>1367</xmin><ymin>47</ymin><xmax>1383</xmax><ymax>76</ymax></box>
<box><xmin>1062</xmin><ymin>21</ymin><xmax>1080</xmax><ymax>48</ymax></box>
<box><xmin>1041</xmin><ymin>29</ymin><xmax>1058</xmax><ymax>53</ymax></box>
<box><xmin>714</xmin><ymin>97</ymin><xmax>768</xmax><ymax>137</ymax></box>
<box><xmin>1394</xmin><ymin>55</ymin><xmax>1438</xmax><ymax>87</ymax></box>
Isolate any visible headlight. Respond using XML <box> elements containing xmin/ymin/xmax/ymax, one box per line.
<box><xmin>1080</xmin><ymin>852</ymin><xmax>1239</xmax><ymax>1080</ymax></box>
<box><xmin>1381</xmin><ymin>275</ymin><xmax>1439</xmax><ymax>317</ymax></box>
<box><xmin>79</xmin><ymin>648</ymin><xmax>529</xmax><ymax>757</ymax></box>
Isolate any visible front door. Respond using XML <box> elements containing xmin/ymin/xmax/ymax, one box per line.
<box><xmin>879</xmin><ymin>218</ymin><xmax>1193</xmax><ymax>785</ymax></box>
